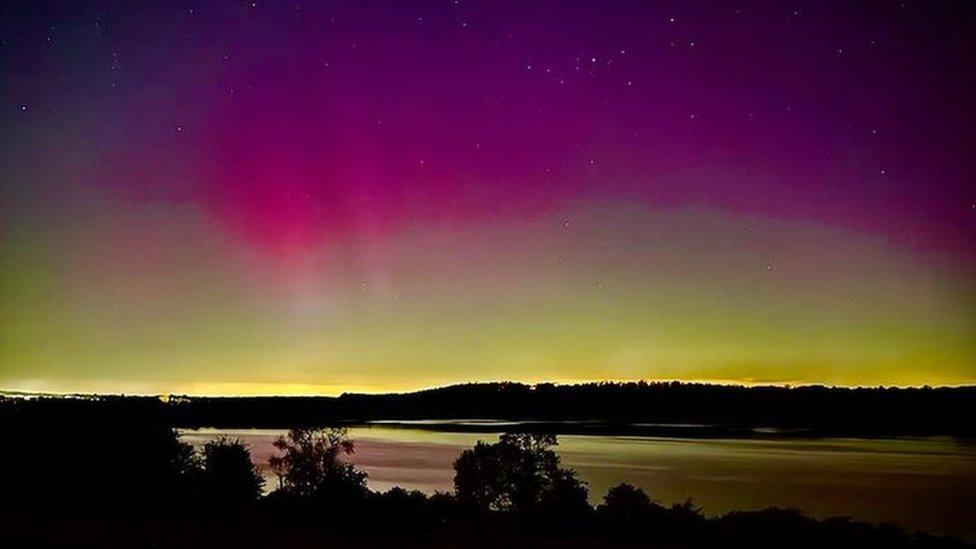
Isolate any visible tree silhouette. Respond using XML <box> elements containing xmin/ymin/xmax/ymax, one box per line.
<box><xmin>268</xmin><ymin>427</ymin><xmax>367</xmax><ymax>498</ymax></box>
<box><xmin>600</xmin><ymin>483</ymin><xmax>653</xmax><ymax>518</ymax></box>
<box><xmin>199</xmin><ymin>437</ymin><xmax>263</xmax><ymax>508</ymax></box>
<box><xmin>453</xmin><ymin>433</ymin><xmax>587</xmax><ymax>513</ymax></box>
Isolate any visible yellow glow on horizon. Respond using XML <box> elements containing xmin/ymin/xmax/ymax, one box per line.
<box><xmin>3</xmin><ymin>202</ymin><xmax>974</xmax><ymax>395</ymax></box>
<box><xmin>3</xmin><ymin>373</ymin><xmax>974</xmax><ymax>398</ymax></box>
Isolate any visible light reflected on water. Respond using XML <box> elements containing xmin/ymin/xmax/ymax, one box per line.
<box><xmin>180</xmin><ymin>424</ymin><xmax>976</xmax><ymax>541</ymax></box>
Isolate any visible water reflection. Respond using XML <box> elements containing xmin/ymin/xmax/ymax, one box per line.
<box><xmin>179</xmin><ymin>424</ymin><xmax>976</xmax><ymax>541</ymax></box>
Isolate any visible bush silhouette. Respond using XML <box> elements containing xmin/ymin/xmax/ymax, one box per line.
<box><xmin>539</xmin><ymin>468</ymin><xmax>590</xmax><ymax>516</ymax></box>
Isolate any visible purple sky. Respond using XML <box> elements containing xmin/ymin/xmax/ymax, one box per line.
<box><xmin>1</xmin><ymin>1</ymin><xmax>974</xmax><ymax>394</ymax></box>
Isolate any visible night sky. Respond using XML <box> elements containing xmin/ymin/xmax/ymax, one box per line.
<box><xmin>1</xmin><ymin>1</ymin><xmax>974</xmax><ymax>395</ymax></box>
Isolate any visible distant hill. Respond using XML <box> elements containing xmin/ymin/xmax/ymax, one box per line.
<box><xmin>3</xmin><ymin>381</ymin><xmax>974</xmax><ymax>436</ymax></box>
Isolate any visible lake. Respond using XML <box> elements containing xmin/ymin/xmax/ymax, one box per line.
<box><xmin>180</xmin><ymin>423</ymin><xmax>976</xmax><ymax>541</ymax></box>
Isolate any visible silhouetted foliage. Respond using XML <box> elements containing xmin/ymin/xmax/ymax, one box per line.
<box><xmin>199</xmin><ymin>437</ymin><xmax>263</xmax><ymax>508</ymax></box>
<box><xmin>453</xmin><ymin>433</ymin><xmax>588</xmax><ymax>513</ymax></box>
<box><xmin>268</xmin><ymin>427</ymin><xmax>367</xmax><ymax>499</ymax></box>
<box><xmin>0</xmin><ymin>397</ymin><xmax>972</xmax><ymax>548</ymax></box>
<box><xmin>600</xmin><ymin>482</ymin><xmax>654</xmax><ymax>518</ymax></box>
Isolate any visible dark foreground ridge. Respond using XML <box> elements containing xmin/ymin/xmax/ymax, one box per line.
<box><xmin>0</xmin><ymin>401</ymin><xmax>971</xmax><ymax>549</ymax></box>
<box><xmin>5</xmin><ymin>381</ymin><xmax>975</xmax><ymax>436</ymax></box>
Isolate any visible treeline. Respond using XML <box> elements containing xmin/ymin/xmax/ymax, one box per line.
<box><xmin>4</xmin><ymin>381</ymin><xmax>975</xmax><ymax>435</ymax></box>
<box><xmin>0</xmin><ymin>405</ymin><xmax>969</xmax><ymax>548</ymax></box>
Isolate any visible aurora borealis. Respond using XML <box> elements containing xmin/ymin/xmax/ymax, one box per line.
<box><xmin>1</xmin><ymin>1</ymin><xmax>974</xmax><ymax>395</ymax></box>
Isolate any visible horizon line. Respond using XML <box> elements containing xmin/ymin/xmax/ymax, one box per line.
<box><xmin>3</xmin><ymin>378</ymin><xmax>975</xmax><ymax>400</ymax></box>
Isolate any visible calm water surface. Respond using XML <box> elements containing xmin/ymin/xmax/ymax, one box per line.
<box><xmin>180</xmin><ymin>424</ymin><xmax>976</xmax><ymax>541</ymax></box>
